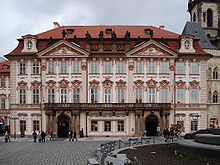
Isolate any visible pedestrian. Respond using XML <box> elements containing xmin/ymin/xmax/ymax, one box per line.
<box><xmin>37</xmin><ymin>131</ymin><xmax>42</xmax><ymax>142</ymax></box>
<box><xmin>5</xmin><ymin>131</ymin><xmax>11</xmax><ymax>142</ymax></box>
<box><xmin>41</xmin><ymin>131</ymin><xmax>46</xmax><ymax>142</ymax></box>
<box><xmin>73</xmin><ymin>130</ymin><xmax>78</xmax><ymax>141</ymax></box>
<box><xmin>32</xmin><ymin>130</ymin><xmax>37</xmax><ymax>143</ymax></box>
<box><xmin>69</xmin><ymin>130</ymin><xmax>73</xmax><ymax>141</ymax></box>
<box><xmin>50</xmin><ymin>131</ymin><xmax>54</xmax><ymax>141</ymax></box>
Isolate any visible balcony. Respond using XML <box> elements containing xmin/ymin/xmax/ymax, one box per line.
<box><xmin>44</xmin><ymin>103</ymin><xmax>171</xmax><ymax>111</ymax></box>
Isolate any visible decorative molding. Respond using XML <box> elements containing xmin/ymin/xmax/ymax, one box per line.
<box><xmin>47</xmin><ymin>44</ymin><xmax>82</xmax><ymax>56</ymax></box>
<box><xmin>58</xmin><ymin>79</ymin><xmax>69</xmax><ymax>88</ymax></box>
<box><xmin>71</xmin><ymin>80</ymin><xmax>82</xmax><ymax>88</ymax></box>
<box><xmin>31</xmin><ymin>80</ymin><xmax>41</xmax><ymax>89</ymax></box>
<box><xmin>176</xmin><ymin>80</ymin><xmax>186</xmax><ymax>88</ymax></box>
<box><xmin>146</xmin><ymin>79</ymin><xmax>157</xmax><ymax>88</ymax></box>
<box><xmin>159</xmin><ymin>80</ymin><xmax>169</xmax><ymax>88</ymax></box>
<box><xmin>128</xmin><ymin>62</ymin><xmax>134</xmax><ymax>71</ymax></box>
<box><xmin>189</xmin><ymin>80</ymin><xmax>200</xmax><ymax>89</ymax></box>
<box><xmin>115</xmin><ymin>79</ymin><xmax>126</xmax><ymax>88</ymax></box>
<box><xmin>134</xmin><ymin>80</ymin><xmax>144</xmax><ymax>88</ymax></box>
<box><xmin>81</xmin><ymin>62</ymin><xmax>87</xmax><ymax>70</ymax></box>
<box><xmin>17</xmin><ymin>81</ymin><xmax>28</xmax><ymax>89</ymax></box>
<box><xmin>102</xmin><ymin>78</ymin><xmax>113</xmax><ymax>88</ymax></box>
<box><xmin>46</xmin><ymin>80</ymin><xmax>56</xmax><ymax>88</ymax></box>
<box><xmin>89</xmin><ymin>79</ymin><xmax>100</xmax><ymax>88</ymax></box>
<box><xmin>134</xmin><ymin>47</ymin><xmax>164</xmax><ymax>56</ymax></box>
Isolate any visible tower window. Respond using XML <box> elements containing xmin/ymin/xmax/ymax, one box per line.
<box><xmin>203</xmin><ymin>12</ymin><xmax>206</xmax><ymax>22</ymax></box>
<box><xmin>193</xmin><ymin>13</ymin><xmax>196</xmax><ymax>22</ymax></box>
<box><xmin>213</xmin><ymin>67</ymin><xmax>218</xmax><ymax>79</ymax></box>
<box><xmin>207</xmin><ymin>9</ymin><xmax>213</xmax><ymax>27</ymax></box>
<box><xmin>213</xmin><ymin>91</ymin><xmax>218</xmax><ymax>103</ymax></box>
<box><xmin>27</xmin><ymin>40</ymin><xmax>33</xmax><ymax>49</ymax></box>
<box><xmin>184</xmin><ymin>40</ymin><xmax>191</xmax><ymax>49</ymax></box>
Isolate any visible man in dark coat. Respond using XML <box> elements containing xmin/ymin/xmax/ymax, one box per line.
<box><xmin>32</xmin><ymin>130</ymin><xmax>37</xmax><ymax>143</ymax></box>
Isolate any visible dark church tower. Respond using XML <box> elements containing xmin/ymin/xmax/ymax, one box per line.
<box><xmin>188</xmin><ymin>0</ymin><xmax>220</xmax><ymax>48</ymax></box>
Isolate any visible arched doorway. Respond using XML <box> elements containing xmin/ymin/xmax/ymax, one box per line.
<box><xmin>145</xmin><ymin>114</ymin><xmax>159</xmax><ymax>136</ymax></box>
<box><xmin>57</xmin><ymin>114</ymin><xmax>70</xmax><ymax>137</ymax></box>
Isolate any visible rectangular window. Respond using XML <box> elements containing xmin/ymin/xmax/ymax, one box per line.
<box><xmin>48</xmin><ymin>89</ymin><xmax>55</xmax><ymax>103</ymax></box>
<box><xmin>19</xmin><ymin>62</ymin><xmax>26</xmax><ymax>74</ymax></box>
<box><xmin>160</xmin><ymin>61</ymin><xmax>169</xmax><ymax>74</ymax></box>
<box><xmin>104</xmin><ymin>121</ymin><xmax>111</xmax><ymax>131</ymax></box>
<box><xmin>190</xmin><ymin>62</ymin><xmax>199</xmax><ymax>74</ymax></box>
<box><xmin>135</xmin><ymin>88</ymin><xmax>143</xmax><ymax>103</ymax></box>
<box><xmin>19</xmin><ymin>89</ymin><xmax>26</xmax><ymax>104</ymax></box>
<box><xmin>117</xmin><ymin>120</ymin><xmax>124</xmax><ymax>131</ymax></box>
<box><xmin>103</xmin><ymin>61</ymin><xmax>112</xmax><ymax>74</ymax></box>
<box><xmin>60</xmin><ymin>61</ymin><xmax>68</xmax><ymax>74</ymax></box>
<box><xmin>117</xmin><ymin>88</ymin><xmax>125</xmax><ymax>103</ymax></box>
<box><xmin>116</xmin><ymin>61</ymin><xmax>125</xmax><ymax>74</ymax></box>
<box><xmin>135</xmin><ymin>61</ymin><xmax>143</xmax><ymax>74</ymax></box>
<box><xmin>176</xmin><ymin>88</ymin><xmax>185</xmax><ymax>103</ymax></box>
<box><xmin>147</xmin><ymin>61</ymin><xmax>156</xmax><ymax>73</ymax></box>
<box><xmin>33</xmin><ymin>120</ymin><xmax>39</xmax><ymax>131</ymax></box>
<box><xmin>91</xmin><ymin>88</ymin><xmax>98</xmax><ymax>103</ymax></box>
<box><xmin>48</xmin><ymin>61</ymin><xmax>55</xmax><ymax>74</ymax></box>
<box><xmin>20</xmin><ymin>120</ymin><xmax>26</xmax><ymax>131</ymax></box>
<box><xmin>160</xmin><ymin>88</ymin><xmax>168</xmax><ymax>103</ymax></box>
<box><xmin>90</xmin><ymin>61</ymin><xmax>98</xmax><ymax>74</ymax></box>
<box><xmin>0</xmin><ymin>98</ymin><xmax>5</xmax><ymax>109</ymax></box>
<box><xmin>148</xmin><ymin>88</ymin><xmax>156</xmax><ymax>103</ymax></box>
<box><xmin>33</xmin><ymin>62</ymin><xmax>40</xmax><ymax>74</ymax></box>
<box><xmin>176</xmin><ymin>62</ymin><xmax>185</xmax><ymax>74</ymax></box>
<box><xmin>73</xmin><ymin>88</ymin><xmax>80</xmax><ymax>103</ymax></box>
<box><xmin>191</xmin><ymin>120</ymin><xmax>198</xmax><ymax>131</ymax></box>
<box><xmin>91</xmin><ymin>120</ymin><xmax>98</xmax><ymax>131</ymax></box>
<box><xmin>104</xmin><ymin>88</ymin><xmax>111</xmax><ymax>103</ymax></box>
<box><xmin>0</xmin><ymin>78</ymin><xmax>6</xmax><ymax>88</ymax></box>
<box><xmin>32</xmin><ymin>89</ymin><xmax>39</xmax><ymax>104</ymax></box>
<box><xmin>60</xmin><ymin>89</ymin><xmax>67</xmax><ymax>103</ymax></box>
<box><xmin>190</xmin><ymin>88</ymin><xmax>199</xmax><ymax>103</ymax></box>
<box><xmin>73</xmin><ymin>61</ymin><xmax>80</xmax><ymax>74</ymax></box>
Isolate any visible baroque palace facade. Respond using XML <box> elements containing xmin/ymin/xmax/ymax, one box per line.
<box><xmin>0</xmin><ymin>23</ymin><xmax>211</xmax><ymax>137</ymax></box>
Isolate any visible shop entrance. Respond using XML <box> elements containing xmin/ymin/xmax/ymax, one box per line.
<box><xmin>57</xmin><ymin>114</ymin><xmax>70</xmax><ymax>137</ymax></box>
<box><xmin>145</xmin><ymin>114</ymin><xmax>159</xmax><ymax>136</ymax></box>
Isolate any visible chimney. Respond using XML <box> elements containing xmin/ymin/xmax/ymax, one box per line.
<box><xmin>53</xmin><ymin>22</ymin><xmax>60</xmax><ymax>29</ymax></box>
<box><xmin>159</xmin><ymin>25</ymin><xmax>165</xmax><ymax>30</ymax></box>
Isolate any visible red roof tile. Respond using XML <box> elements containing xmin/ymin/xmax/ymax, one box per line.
<box><xmin>0</xmin><ymin>61</ymin><xmax>10</xmax><ymax>73</ymax></box>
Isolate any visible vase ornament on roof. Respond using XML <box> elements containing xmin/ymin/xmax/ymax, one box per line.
<box><xmin>46</xmin><ymin>80</ymin><xmax>56</xmax><ymax>88</ymax></box>
<box><xmin>176</xmin><ymin>80</ymin><xmax>186</xmax><ymax>88</ymax></box>
<box><xmin>31</xmin><ymin>80</ymin><xmax>41</xmax><ymax>89</ymax></box>
<box><xmin>59</xmin><ymin>79</ymin><xmax>69</xmax><ymax>88</ymax></box>
<box><xmin>134</xmin><ymin>80</ymin><xmax>144</xmax><ymax>88</ymax></box>
<box><xmin>102</xmin><ymin>77</ymin><xmax>113</xmax><ymax>88</ymax></box>
<box><xmin>146</xmin><ymin>79</ymin><xmax>157</xmax><ymax>88</ymax></box>
<box><xmin>116</xmin><ymin>79</ymin><xmax>126</xmax><ymax>88</ymax></box>
<box><xmin>160</xmin><ymin>80</ymin><xmax>169</xmax><ymax>88</ymax></box>
<box><xmin>89</xmin><ymin>79</ymin><xmax>100</xmax><ymax>88</ymax></box>
<box><xmin>17</xmin><ymin>81</ymin><xmax>28</xmax><ymax>89</ymax></box>
<box><xmin>81</xmin><ymin>62</ymin><xmax>87</xmax><ymax>70</ymax></box>
<box><xmin>189</xmin><ymin>80</ymin><xmax>200</xmax><ymax>89</ymax></box>
<box><xmin>71</xmin><ymin>80</ymin><xmax>82</xmax><ymax>88</ymax></box>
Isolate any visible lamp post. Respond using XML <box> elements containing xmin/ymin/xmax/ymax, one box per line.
<box><xmin>9</xmin><ymin>116</ymin><xmax>19</xmax><ymax>139</ymax></box>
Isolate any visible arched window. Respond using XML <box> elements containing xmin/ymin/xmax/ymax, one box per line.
<box><xmin>213</xmin><ymin>67</ymin><xmax>218</xmax><ymax>79</ymax></box>
<box><xmin>208</xmin><ymin>67</ymin><xmax>212</xmax><ymax>79</ymax></box>
<box><xmin>0</xmin><ymin>98</ymin><xmax>5</xmax><ymax>109</ymax></box>
<box><xmin>193</xmin><ymin>13</ymin><xmax>196</xmax><ymax>22</ymax></box>
<box><xmin>213</xmin><ymin>91</ymin><xmax>218</xmax><ymax>103</ymax></box>
<box><xmin>207</xmin><ymin>9</ymin><xmax>213</xmax><ymax>27</ymax></box>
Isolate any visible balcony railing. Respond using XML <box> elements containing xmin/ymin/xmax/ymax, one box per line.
<box><xmin>44</xmin><ymin>103</ymin><xmax>171</xmax><ymax>110</ymax></box>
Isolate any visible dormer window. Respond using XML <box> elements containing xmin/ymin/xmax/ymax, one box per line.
<box><xmin>105</xmin><ymin>29</ymin><xmax>112</xmax><ymax>34</ymax></box>
<box><xmin>184</xmin><ymin>40</ymin><xmax>191</xmax><ymax>49</ymax></box>
<box><xmin>27</xmin><ymin>40</ymin><xmax>33</xmax><ymax>49</ymax></box>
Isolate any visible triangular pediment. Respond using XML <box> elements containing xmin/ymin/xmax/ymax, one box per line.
<box><xmin>37</xmin><ymin>40</ymin><xmax>89</xmax><ymax>58</ymax></box>
<box><xmin>126</xmin><ymin>40</ymin><xmax>178</xmax><ymax>58</ymax></box>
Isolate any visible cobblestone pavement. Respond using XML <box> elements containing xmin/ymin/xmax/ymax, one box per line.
<box><xmin>0</xmin><ymin>138</ymin><xmax>107</xmax><ymax>165</ymax></box>
<box><xmin>0</xmin><ymin>136</ymin><xmax>167</xmax><ymax>165</ymax></box>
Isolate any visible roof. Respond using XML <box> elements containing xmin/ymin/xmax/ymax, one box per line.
<box><xmin>182</xmin><ymin>21</ymin><xmax>216</xmax><ymax>49</ymax></box>
<box><xmin>0</xmin><ymin>60</ymin><xmax>10</xmax><ymax>74</ymax></box>
<box><xmin>36</xmin><ymin>25</ymin><xmax>180</xmax><ymax>39</ymax></box>
<box><xmin>6</xmin><ymin>25</ymin><xmax>208</xmax><ymax>56</ymax></box>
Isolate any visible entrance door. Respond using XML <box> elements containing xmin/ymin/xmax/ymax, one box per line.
<box><xmin>145</xmin><ymin>114</ymin><xmax>159</xmax><ymax>136</ymax></box>
<box><xmin>58</xmin><ymin>115</ymin><xmax>70</xmax><ymax>137</ymax></box>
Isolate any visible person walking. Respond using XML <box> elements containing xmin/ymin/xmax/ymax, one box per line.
<box><xmin>50</xmin><ymin>131</ymin><xmax>54</xmax><ymax>141</ymax></box>
<box><xmin>73</xmin><ymin>130</ymin><xmax>78</xmax><ymax>141</ymax></box>
<box><xmin>69</xmin><ymin>130</ymin><xmax>73</xmax><ymax>141</ymax></box>
<box><xmin>41</xmin><ymin>131</ymin><xmax>46</xmax><ymax>142</ymax></box>
<box><xmin>5</xmin><ymin>131</ymin><xmax>11</xmax><ymax>142</ymax></box>
<box><xmin>37</xmin><ymin>131</ymin><xmax>42</xmax><ymax>142</ymax></box>
<box><xmin>32</xmin><ymin>130</ymin><xmax>37</xmax><ymax>143</ymax></box>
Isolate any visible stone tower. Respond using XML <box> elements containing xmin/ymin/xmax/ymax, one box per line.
<box><xmin>188</xmin><ymin>0</ymin><xmax>220</xmax><ymax>48</ymax></box>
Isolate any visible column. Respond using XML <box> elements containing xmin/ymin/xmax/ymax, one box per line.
<box><xmin>135</xmin><ymin>114</ymin><xmax>138</xmax><ymax>135</ymax></box>
<box><xmin>163</xmin><ymin>115</ymin><xmax>166</xmax><ymax>129</ymax></box>
<box><xmin>76</xmin><ymin>114</ymin><xmax>80</xmax><ymax>134</ymax></box>
<box><xmin>140</xmin><ymin>114</ymin><xmax>143</xmax><ymax>136</ymax></box>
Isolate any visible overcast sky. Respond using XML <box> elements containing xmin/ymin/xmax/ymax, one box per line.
<box><xmin>0</xmin><ymin>0</ymin><xmax>190</xmax><ymax>56</ymax></box>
